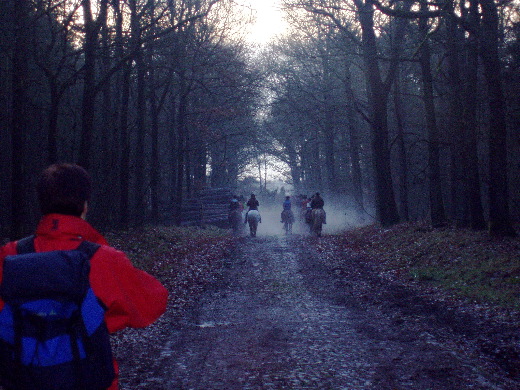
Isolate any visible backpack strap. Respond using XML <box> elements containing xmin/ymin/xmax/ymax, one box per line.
<box><xmin>75</xmin><ymin>240</ymin><xmax>101</xmax><ymax>259</ymax></box>
<box><xmin>16</xmin><ymin>236</ymin><xmax>100</xmax><ymax>258</ymax></box>
<box><xmin>15</xmin><ymin>235</ymin><xmax>35</xmax><ymax>254</ymax></box>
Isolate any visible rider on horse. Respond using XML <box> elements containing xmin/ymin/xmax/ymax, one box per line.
<box><xmin>245</xmin><ymin>194</ymin><xmax>260</xmax><ymax>223</ymax></box>
<box><xmin>310</xmin><ymin>192</ymin><xmax>324</xmax><ymax>209</ymax></box>
<box><xmin>310</xmin><ymin>192</ymin><xmax>326</xmax><ymax>224</ymax></box>
<box><xmin>284</xmin><ymin>196</ymin><xmax>292</xmax><ymax>210</ymax></box>
<box><xmin>281</xmin><ymin>196</ymin><xmax>294</xmax><ymax>223</ymax></box>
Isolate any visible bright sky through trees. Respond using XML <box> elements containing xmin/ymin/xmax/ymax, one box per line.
<box><xmin>236</xmin><ymin>0</ymin><xmax>287</xmax><ymax>45</ymax></box>
<box><xmin>232</xmin><ymin>0</ymin><xmax>290</xmax><ymax>184</ymax></box>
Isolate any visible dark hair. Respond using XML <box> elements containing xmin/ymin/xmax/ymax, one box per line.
<box><xmin>37</xmin><ymin>163</ymin><xmax>92</xmax><ymax>216</ymax></box>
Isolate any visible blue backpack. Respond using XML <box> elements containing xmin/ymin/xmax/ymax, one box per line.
<box><xmin>0</xmin><ymin>236</ymin><xmax>115</xmax><ymax>390</ymax></box>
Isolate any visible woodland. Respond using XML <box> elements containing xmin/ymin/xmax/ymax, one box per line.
<box><xmin>1</xmin><ymin>0</ymin><xmax>519</xmax><ymax>239</ymax></box>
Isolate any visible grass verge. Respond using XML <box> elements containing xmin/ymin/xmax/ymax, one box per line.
<box><xmin>329</xmin><ymin>223</ymin><xmax>520</xmax><ymax>309</ymax></box>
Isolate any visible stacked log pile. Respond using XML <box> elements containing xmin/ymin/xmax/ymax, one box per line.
<box><xmin>180</xmin><ymin>188</ymin><xmax>234</xmax><ymax>228</ymax></box>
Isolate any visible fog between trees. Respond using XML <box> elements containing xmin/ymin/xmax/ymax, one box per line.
<box><xmin>1</xmin><ymin>0</ymin><xmax>519</xmax><ymax>238</ymax></box>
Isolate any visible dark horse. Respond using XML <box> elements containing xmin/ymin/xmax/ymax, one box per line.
<box><xmin>310</xmin><ymin>208</ymin><xmax>325</xmax><ymax>237</ymax></box>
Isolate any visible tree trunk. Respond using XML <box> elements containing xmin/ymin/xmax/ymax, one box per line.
<box><xmin>174</xmin><ymin>75</ymin><xmax>188</xmax><ymax>226</ymax></box>
<box><xmin>98</xmin><ymin>0</ymin><xmax>116</xmax><ymax>224</ymax></box>
<box><xmin>129</xmin><ymin>0</ymin><xmax>147</xmax><ymax>225</ymax></box>
<box><xmin>344</xmin><ymin>64</ymin><xmax>364</xmax><ymax>219</ymax></box>
<box><xmin>393</xmin><ymin>71</ymin><xmax>409</xmax><ymax>221</ymax></box>
<box><xmin>112</xmin><ymin>0</ymin><xmax>124</xmax><ymax>224</ymax></box>
<box><xmin>287</xmin><ymin>144</ymin><xmax>302</xmax><ymax>193</ymax></box>
<box><xmin>419</xmin><ymin>4</ymin><xmax>446</xmax><ymax>227</ymax></box>
<box><xmin>169</xmin><ymin>96</ymin><xmax>179</xmax><ymax>206</ymax></box>
<box><xmin>10</xmin><ymin>0</ymin><xmax>31</xmax><ymax>239</ymax></box>
<box><xmin>322</xmin><ymin>49</ymin><xmax>336</xmax><ymax>194</ymax></box>
<box><xmin>193</xmin><ymin>146</ymin><xmax>207</xmax><ymax>193</ymax></box>
<box><xmin>185</xmin><ymin>129</ymin><xmax>192</xmax><ymax>197</ymax></box>
<box><xmin>463</xmin><ymin>0</ymin><xmax>486</xmax><ymax>230</ymax></box>
<box><xmin>47</xmin><ymin>81</ymin><xmax>59</xmax><ymax>164</ymax></box>
<box><xmin>79</xmin><ymin>0</ymin><xmax>97</xmax><ymax>169</ymax></box>
<box><xmin>149</xmin><ymin>68</ymin><xmax>160</xmax><ymax>223</ymax></box>
<box><xmin>119</xmin><ymin>60</ymin><xmax>131</xmax><ymax>226</ymax></box>
<box><xmin>148</xmin><ymin>1</ymin><xmax>160</xmax><ymax>223</ymax></box>
<box><xmin>445</xmin><ymin>7</ymin><xmax>469</xmax><ymax>227</ymax></box>
<box><xmin>311</xmin><ymin>130</ymin><xmax>323</xmax><ymax>191</ymax></box>
<box><xmin>478</xmin><ymin>0</ymin><xmax>516</xmax><ymax>236</ymax></box>
<box><xmin>354</xmin><ymin>0</ymin><xmax>400</xmax><ymax>226</ymax></box>
<box><xmin>324</xmin><ymin>129</ymin><xmax>336</xmax><ymax>194</ymax></box>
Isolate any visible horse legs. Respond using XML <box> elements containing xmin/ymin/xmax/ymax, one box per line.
<box><xmin>249</xmin><ymin>220</ymin><xmax>257</xmax><ymax>237</ymax></box>
<box><xmin>314</xmin><ymin>221</ymin><xmax>322</xmax><ymax>237</ymax></box>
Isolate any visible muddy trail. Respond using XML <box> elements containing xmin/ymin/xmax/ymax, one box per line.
<box><xmin>116</xmin><ymin>234</ymin><xmax>520</xmax><ymax>390</ymax></box>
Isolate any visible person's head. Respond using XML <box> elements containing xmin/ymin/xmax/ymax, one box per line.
<box><xmin>286</xmin><ymin>196</ymin><xmax>290</xmax><ymax>200</ymax></box>
<box><xmin>316</xmin><ymin>192</ymin><xmax>320</xmax><ymax>197</ymax></box>
<box><xmin>37</xmin><ymin>163</ymin><xmax>92</xmax><ymax>217</ymax></box>
<box><xmin>250</xmin><ymin>193</ymin><xmax>256</xmax><ymax>198</ymax></box>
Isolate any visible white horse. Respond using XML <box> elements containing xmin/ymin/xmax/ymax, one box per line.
<box><xmin>246</xmin><ymin>209</ymin><xmax>261</xmax><ymax>237</ymax></box>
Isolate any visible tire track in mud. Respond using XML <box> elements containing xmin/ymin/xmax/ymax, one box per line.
<box><xmin>139</xmin><ymin>235</ymin><xmax>517</xmax><ymax>390</ymax></box>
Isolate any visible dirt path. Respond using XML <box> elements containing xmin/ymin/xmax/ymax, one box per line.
<box><xmin>118</xmin><ymin>234</ymin><xmax>519</xmax><ymax>389</ymax></box>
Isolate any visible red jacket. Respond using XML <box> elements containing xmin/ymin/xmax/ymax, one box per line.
<box><xmin>0</xmin><ymin>214</ymin><xmax>169</xmax><ymax>390</ymax></box>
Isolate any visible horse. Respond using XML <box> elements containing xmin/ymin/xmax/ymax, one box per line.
<box><xmin>281</xmin><ymin>209</ymin><xmax>294</xmax><ymax>234</ymax></box>
<box><xmin>228</xmin><ymin>209</ymin><xmax>242</xmax><ymax>234</ymax></box>
<box><xmin>246</xmin><ymin>209</ymin><xmax>261</xmax><ymax>237</ymax></box>
<box><xmin>310</xmin><ymin>208</ymin><xmax>325</xmax><ymax>237</ymax></box>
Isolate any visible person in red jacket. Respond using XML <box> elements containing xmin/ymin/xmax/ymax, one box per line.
<box><xmin>0</xmin><ymin>163</ymin><xmax>168</xmax><ymax>390</ymax></box>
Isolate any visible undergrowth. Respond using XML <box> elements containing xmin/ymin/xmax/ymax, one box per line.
<box><xmin>104</xmin><ymin>225</ymin><xmax>233</xmax><ymax>274</ymax></box>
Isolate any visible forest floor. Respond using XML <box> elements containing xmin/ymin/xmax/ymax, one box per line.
<box><xmin>107</xmin><ymin>222</ymin><xmax>520</xmax><ymax>389</ymax></box>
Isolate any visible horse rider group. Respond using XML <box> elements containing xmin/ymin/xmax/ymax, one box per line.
<box><xmin>228</xmin><ymin>192</ymin><xmax>326</xmax><ymax>230</ymax></box>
